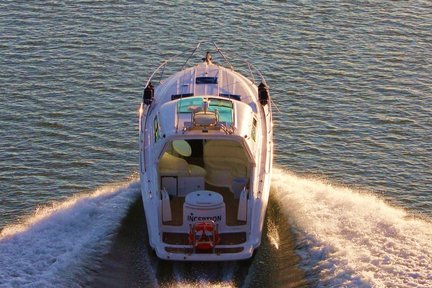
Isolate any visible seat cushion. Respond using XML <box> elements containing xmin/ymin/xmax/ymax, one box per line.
<box><xmin>159</xmin><ymin>153</ymin><xmax>189</xmax><ymax>176</ymax></box>
<box><xmin>188</xmin><ymin>164</ymin><xmax>207</xmax><ymax>177</ymax></box>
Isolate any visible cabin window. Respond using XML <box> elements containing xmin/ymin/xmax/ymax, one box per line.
<box><xmin>251</xmin><ymin>118</ymin><xmax>257</xmax><ymax>142</ymax></box>
<box><xmin>154</xmin><ymin>116</ymin><xmax>160</xmax><ymax>142</ymax></box>
<box><xmin>171</xmin><ymin>93</ymin><xmax>194</xmax><ymax>100</ymax></box>
<box><xmin>219</xmin><ymin>93</ymin><xmax>241</xmax><ymax>101</ymax></box>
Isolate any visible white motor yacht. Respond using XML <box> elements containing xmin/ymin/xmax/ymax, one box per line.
<box><xmin>139</xmin><ymin>42</ymin><xmax>273</xmax><ymax>261</ymax></box>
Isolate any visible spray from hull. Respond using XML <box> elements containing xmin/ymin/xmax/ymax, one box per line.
<box><xmin>0</xmin><ymin>181</ymin><xmax>142</xmax><ymax>287</ymax></box>
<box><xmin>272</xmin><ymin>167</ymin><xmax>432</xmax><ymax>287</ymax></box>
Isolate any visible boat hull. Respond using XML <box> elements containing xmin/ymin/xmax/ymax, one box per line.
<box><xmin>139</xmin><ymin>43</ymin><xmax>273</xmax><ymax>261</ymax></box>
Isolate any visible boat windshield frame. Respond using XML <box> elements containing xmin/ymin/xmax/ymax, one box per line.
<box><xmin>177</xmin><ymin>96</ymin><xmax>234</xmax><ymax>124</ymax></box>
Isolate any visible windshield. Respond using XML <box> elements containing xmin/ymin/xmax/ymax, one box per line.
<box><xmin>177</xmin><ymin>97</ymin><xmax>233</xmax><ymax>123</ymax></box>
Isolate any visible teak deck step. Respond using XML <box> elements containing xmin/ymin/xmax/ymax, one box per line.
<box><xmin>163</xmin><ymin>232</ymin><xmax>247</xmax><ymax>245</ymax></box>
<box><xmin>165</xmin><ymin>247</ymin><xmax>244</xmax><ymax>254</ymax></box>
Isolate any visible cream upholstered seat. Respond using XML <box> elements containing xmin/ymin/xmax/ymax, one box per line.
<box><xmin>194</xmin><ymin>111</ymin><xmax>217</xmax><ymax>126</ymax></box>
<box><xmin>188</xmin><ymin>164</ymin><xmax>207</xmax><ymax>177</ymax></box>
<box><xmin>159</xmin><ymin>152</ymin><xmax>189</xmax><ymax>176</ymax></box>
<box><xmin>159</xmin><ymin>152</ymin><xmax>206</xmax><ymax>177</ymax></box>
<box><xmin>203</xmin><ymin>140</ymin><xmax>248</xmax><ymax>188</ymax></box>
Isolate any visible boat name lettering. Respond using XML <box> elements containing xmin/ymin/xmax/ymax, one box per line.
<box><xmin>187</xmin><ymin>214</ymin><xmax>222</xmax><ymax>222</ymax></box>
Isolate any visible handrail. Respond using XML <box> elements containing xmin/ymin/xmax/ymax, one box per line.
<box><xmin>143</xmin><ymin>41</ymin><xmax>268</xmax><ymax>90</ymax></box>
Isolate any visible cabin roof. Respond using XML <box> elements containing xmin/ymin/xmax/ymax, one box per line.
<box><xmin>154</xmin><ymin>63</ymin><xmax>257</xmax><ymax>106</ymax></box>
<box><xmin>148</xmin><ymin>62</ymin><xmax>260</xmax><ymax>143</ymax></box>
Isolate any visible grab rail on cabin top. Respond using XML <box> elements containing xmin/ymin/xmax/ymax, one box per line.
<box><xmin>143</xmin><ymin>41</ymin><xmax>269</xmax><ymax>96</ymax></box>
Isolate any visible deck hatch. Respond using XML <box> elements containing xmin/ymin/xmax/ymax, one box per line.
<box><xmin>196</xmin><ymin>77</ymin><xmax>218</xmax><ymax>84</ymax></box>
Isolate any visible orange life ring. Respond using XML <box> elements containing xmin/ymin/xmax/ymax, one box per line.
<box><xmin>188</xmin><ymin>221</ymin><xmax>220</xmax><ymax>250</ymax></box>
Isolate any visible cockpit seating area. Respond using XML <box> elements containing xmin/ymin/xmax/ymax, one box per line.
<box><xmin>204</xmin><ymin>140</ymin><xmax>249</xmax><ymax>191</ymax></box>
<box><xmin>159</xmin><ymin>152</ymin><xmax>206</xmax><ymax>177</ymax></box>
<box><xmin>159</xmin><ymin>152</ymin><xmax>206</xmax><ymax>196</ymax></box>
<box><xmin>159</xmin><ymin>139</ymin><xmax>250</xmax><ymax>227</ymax></box>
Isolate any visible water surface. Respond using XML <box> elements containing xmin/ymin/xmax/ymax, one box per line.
<box><xmin>1</xmin><ymin>1</ymin><xmax>431</xmax><ymax>287</ymax></box>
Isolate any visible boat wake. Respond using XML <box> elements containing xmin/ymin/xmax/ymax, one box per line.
<box><xmin>167</xmin><ymin>262</ymin><xmax>238</xmax><ymax>288</ymax></box>
<box><xmin>0</xmin><ymin>180</ymin><xmax>141</xmax><ymax>287</ymax></box>
<box><xmin>1</xmin><ymin>169</ymin><xmax>431</xmax><ymax>287</ymax></box>
<box><xmin>272</xmin><ymin>167</ymin><xmax>432</xmax><ymax>287</ymax></box>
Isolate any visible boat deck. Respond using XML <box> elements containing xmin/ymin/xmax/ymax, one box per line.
<box><xmin>162</xmin><ymin>183</ymin><xmax>246</xmax><ymax>227</ymax></box>
<box><xmin>162</xmin><ymin>183</ymin><xmax>248</xmax><ymax>249</ymax></box>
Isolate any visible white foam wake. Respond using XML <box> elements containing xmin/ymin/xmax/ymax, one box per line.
<box><xmin>272</xmin><ymin>167</ymin><xmax>432</xmax><ymax>288</ymax></box>
<box><xmin>0</xmin><ymin>181</ymin><xmax>141</xmax><ymax>287</ymax></box>
<box><xmin>169</xmin><ymin>262</ymin><xmax>237</xmax><ymax>288</ymax></box>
